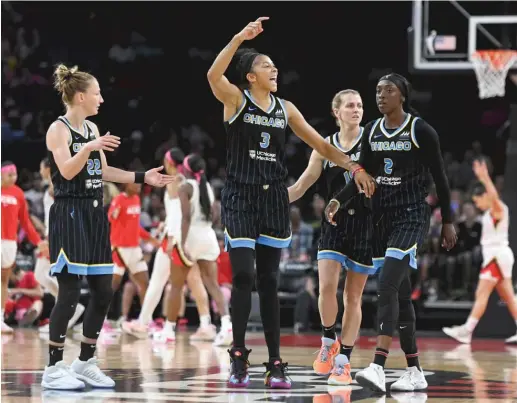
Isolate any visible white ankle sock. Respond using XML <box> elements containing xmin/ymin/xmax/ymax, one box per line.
<box><xmin>164</xmin><ymin>320</ymin><xmax>176</xmax><ymax>333</ymax></box>
<box><xmin>221</xmin><ymin>315</ymin><xmax>231</xmax><ymax>329</ymax></box>
<box><xmin>200</xmin><ymin>315</ymin><xmax>211</xmax><ymax>327</ymax></box>
<box><xmin>465</xmin><ymin>317</ymin><xmax>479</xmax><ymax>332</ymax></box>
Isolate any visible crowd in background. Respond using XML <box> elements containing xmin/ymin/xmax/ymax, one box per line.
<box><xmin>2</xmin><ymin>2</ymin><xmax>515</xmax><ymax>332</ymax></box>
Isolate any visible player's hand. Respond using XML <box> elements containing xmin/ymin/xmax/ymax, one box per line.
<box><xmin>441</xmin><ymin>223</ymin><xmax>457</xmax><ymax>251</ymax></box>
<box><xmin>37</xmin><ymin>240</ymin><xmax>49</xmax><ymax>255</ymax></box>
<box><xmin>86</xmin><ymin>132</ymin><xmax>121</xmax><ymax>152</ymax></box>
<box><xmin>325</xmin><ymin>199</ymin><xmax>340</xmax><ymax>226</ymax></box>
<box><xmin>144</xmin><ymin>166</ymin><xmax>176</xmax><ymax>188</ymax></box>
<box><xmin>149</xmin><ymin>237</ymin><xmax>161</xmax><ymax>248</ymax></box>
<box><xmin>354</xmin><ymin>170</ymin><xmax>376</xmax><ymax>198</ymax></box>
<box><xmin>472</xmin><ymin>159</ymin><xmax>489</xmax><ymax>180</ymax></box>
<box><xmin>236</xmin><ymin>17</ymin><xmax>269</xmax><ymax>41</ymax></box>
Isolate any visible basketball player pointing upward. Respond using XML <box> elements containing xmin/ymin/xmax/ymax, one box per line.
<box><xmin>207</xmin><ymin>17</ymin><xmax>375</xmax><ymax>389</ymax></box>
<box><xmin>42</xmin><ymin>64</ymin><xmax>174</xmax><ymax>391</ymax></box>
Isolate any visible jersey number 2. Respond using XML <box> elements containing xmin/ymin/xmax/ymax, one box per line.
<box><xmin>260</xmin><ymin>132</ymin><xmax>270</xmax><ymax>149</ymax></box>
<box><xmin>87</xmin><ymin>159</ymin><xmax>102</xmax><ymax>176</ymax></box>
<box><xmin>384</xmin><ymin>158</ymin><xmax>393</xmax><ymax>174</ymax></box>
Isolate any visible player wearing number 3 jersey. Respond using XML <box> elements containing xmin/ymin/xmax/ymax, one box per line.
<box><xmin>207</xmin><ymin>17</ymin><xmax>376</xmax><ymax>389</ymax></box>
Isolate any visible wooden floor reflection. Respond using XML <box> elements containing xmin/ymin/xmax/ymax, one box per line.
<box><xmin>1</xmin><ymin>329</ymin><xmax>517</xmax><ymax>402</ymax></box>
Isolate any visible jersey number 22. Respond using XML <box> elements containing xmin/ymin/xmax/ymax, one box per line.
<box><xmin>87</xmin><ymin>159</ymin><xmax>102</xmax><ymax>176</ymax></box>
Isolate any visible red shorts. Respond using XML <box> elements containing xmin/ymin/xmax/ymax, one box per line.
<box><xmin>479</xmin><ymin>259</ymin><xmax>504</xmax><ymax>283</ymax></box>
<box><xmin>161</xmin><ymin>237</ymin><xmax>194</xmax><ymax>268</ymax></box>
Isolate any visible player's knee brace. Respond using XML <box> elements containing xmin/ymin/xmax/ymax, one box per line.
<box><xmin>398</xmin><ymin>290</ymin><xmax>417</xmax><ymax>353</ymax></box>
<box><xmin>49</xmin><ymin>273</ymin><xmax>82</xmax><ymax>343</ymax></box>
<box><xmin>377</xmin><ymin>257</ymin><xmax>409</xmax><ymax>336</ymax></box>
<box><xmin>229</xmin><ymin>248</ymin><xmax>255</xmax><ymax>291</ymax></box>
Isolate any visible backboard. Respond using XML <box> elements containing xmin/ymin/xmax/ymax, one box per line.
<box><xmin>409</xmin><ymin>0</ymin><xmax>517</xmax><ymax>73</ymax></box>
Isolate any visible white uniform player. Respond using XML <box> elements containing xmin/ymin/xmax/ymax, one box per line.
<box><xmin>479</xmin><ymin>204</ymin><xmax>514</xmax><ymax>282</ymax></box>
<box><xmin>443</xmin><ymin>160</ymin><xmax>517</xmax><ymax>344</ymax></box>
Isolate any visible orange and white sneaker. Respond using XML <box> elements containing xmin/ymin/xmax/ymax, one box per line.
<box><xmin>313</xmin><ymin>338</ymin><xmax>340</xmax><ymax>375</ymax></box>
<box><xmin>328</xmin><ymin>357</ymin><xmax>353</xmax><ymax>385</ymax></box>
<box><xmin>190</xmin><ymin>324</ymin><xmax>216</xmax><ymax>341</ymax></box>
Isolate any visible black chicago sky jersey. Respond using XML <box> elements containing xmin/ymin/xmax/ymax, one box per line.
<box><xmin>49</xmin><ymin>117</ymin><xmax>103</xmax><ymax>199</ymax></box>
<box><xmin>223</xmin><ymin>89</ymin><xmax>288</xmax><ymax>185</ymax></box>
<box><xmin>322</xmin><ymin>128</ymin><xmax>364</xmax><ymax>209</ymax></box>
<box><xmin>363</xmin><ymin>113</ymin><xmax>430</xmax><ymax>207</ymax></box>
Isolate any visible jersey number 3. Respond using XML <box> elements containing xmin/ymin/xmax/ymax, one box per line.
<box><xmin>260</xmin><ymin>132</ymin><xmax>270</xmax><ymax>149</ymax></box>
<box><xmin>87</xmin><ymin>159</ymin><xmax>102</xmax><ymax>176</ymax></box>
<box><xmin>384</xmin><ymin>158</ymin><xmax>393</xmax><ymax>174</ymax></box>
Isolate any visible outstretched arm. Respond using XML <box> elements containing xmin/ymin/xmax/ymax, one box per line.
<box><xmin>88</xmin><ymin>121</ymin><xmax>174</xmax><ymax>187</ymax></box>
<box><xmin>207</xmin><ymin>17</ymin><xmax>269</xmax><ymax>113</ymax></box>
<box><xmin>288</xmin><ymin>150</ymin><xmax>324</xmax><ymax>203</ymax></box>
<box><xmin>473</xmin><ymin>159</ymin><xmax>504</xmax><ymax>220</ymax></box>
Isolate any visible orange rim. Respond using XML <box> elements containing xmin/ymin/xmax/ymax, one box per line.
<box><xmin>473</xmin><ymin>50</ymin><xmax>517</xmax><ymax>70</ymax></box>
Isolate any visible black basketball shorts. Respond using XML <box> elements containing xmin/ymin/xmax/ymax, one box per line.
<box><xmin>221</xmin><ymin>181</ymin><xmax>291</xmax><ymax>250</ymax></box>
<box><xmin>49</xmin><ymin>198</ymin><xmax>113</xmax><ymax>276</ymax></box>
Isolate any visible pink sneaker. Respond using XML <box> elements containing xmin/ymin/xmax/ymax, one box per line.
<box><xmin>100</xmin><ymin>320</ymin><xmax>114</xmax><ymax>335</ymax></box>
<box><xmin>148</xmin><ymin>320</ymin><xmax>163</xmax><ymax>334</ymax></box>
<box><xmin>122</xmin><ymin>320</ymin><xmax>149</xmax><ymax>339</ymax></box>
<box><xmin>190</xmin><ymin>324</ymin><xmax>216</xmax><ymax>341</ymax></box>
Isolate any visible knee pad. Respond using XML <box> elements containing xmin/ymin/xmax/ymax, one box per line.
<box><xmin>229</xmin><ymin>248</ymin><xmax>255</xmax><ymax>291</ymax></box>
<box><xmin>256</xmin><ymin>270</ymin><xmax>278</xmax><ymax>291</ymax></box>
<box><xmin>377</xmin><ymin>290</ymin><xmax>399</xmax><ymax>336</ymax></box>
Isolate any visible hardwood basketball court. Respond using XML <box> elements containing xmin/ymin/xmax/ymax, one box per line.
<box><xmin>2</xmin><ymin>329</ymin><xmax>516</xmax><ymax>402</ymax></box>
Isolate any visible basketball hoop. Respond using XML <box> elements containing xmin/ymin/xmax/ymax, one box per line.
<box><xmin>472</xmin><ymin>50</ymin><xmax>517</xmax><ymax>99</ymax></box>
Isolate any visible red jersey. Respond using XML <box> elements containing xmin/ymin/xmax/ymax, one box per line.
<box><xmin>1</xmin><ymin>185</ymin><xmax>41</xmax><ymax>245</ymax></box>
<box><xmin>13</xmin><ymin>271</ymin><xmax>40</xmax><ymax>310</ymax></box>
<box><xmin>108</xmin><ymin>193</ymin><xmax>150</xmax><ymax>247</ymax></box>
<box><xmin>217</xmin><ymin>249</ymin><xmax>232</xmax><ymax>285</ymax></box>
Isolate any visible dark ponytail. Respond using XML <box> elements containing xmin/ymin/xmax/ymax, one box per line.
<box><xmin>183</xmin><ymin>154</ymin><xmax>211</xmax><ymax>221</ymax></box>
<box><xmin>234</xmin><ymin>48</ymin><xmax>261</xmax><ymax>90</ymax></box>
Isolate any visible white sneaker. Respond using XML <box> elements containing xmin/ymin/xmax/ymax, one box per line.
<box><xmin>213</xmin><ymin>326</ymin><xmax>233</xmax><ymax>347</ymax></box>
<box><xmin>190</xmin><ymin>324</ymin><xmax>216</xmax><ymax>341</ymax></box>
<box><xmin>153</xmin><ymin>329</ymin><xmax>175</xmax><ymax>343</ymax></box>
<box><xmin>390</xmin><ymin>366</ymin><xmax>428</xmax><ymax>391</ymax></box>
<box><xmin>39</xmin><ymin>323</ymin><xmax>50</xmax><ymax>334</ymax></box>
<box><xmin>505</xmin><ymin>332</ymin><xmax>517</xmax><ymax>344</ymax></box>
<box><xmin>1</xmin><ymin>321</ymin><xmax>13</xmax><ymax>334</ymax></box>
<box><xmin>73</xmin><ymin>323</ymin><xmax>83</xmax><ymax>333</ymax></box>
<box><xmin>122</xmin><ymin>320</ymin><xmax>149</xmax><ymax>339</ymax></box>
<box><xmin>355</xmin><ymin>363</ymin><xmax>386</xmax><ymax>392</ymax></box>
<box><xmin>41</xmin><ymin>361</ymin><xmax>85</xmax><ymax>390</ymax></box>
<box><xmin>70</xmin><ymin>357</ymin><xmax>115</xmax><ymax>388</ymax></box>
<box><xmin>442</xmin><ymin>325</ymin><xmax>472</xmax><ymax>344</ymax></box>
<box><xmin>67</xmin><ymin>304</ymin><xmax>85</xmax><ymax>330</ymax></box>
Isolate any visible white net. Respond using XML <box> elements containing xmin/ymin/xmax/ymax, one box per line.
<box><xmin>472</xmin><ymin>50</ymin><xmax>517</xmax><ymax>99</ymax></box>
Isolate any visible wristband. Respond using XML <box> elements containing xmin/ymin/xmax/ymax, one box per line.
<box><xmin>134</xmin><ymin>171</ymin><xmax>145</xmax><ymax>184</ymax></box>
<box><xmin>329</xmin><ymin>198</ymin><xmax>341</xmax><ymax>210</ymax></box>
<box><xmin>352</xmin><ymin>166</ymin><xmax>365</xmax><ymax>177</ymax></box>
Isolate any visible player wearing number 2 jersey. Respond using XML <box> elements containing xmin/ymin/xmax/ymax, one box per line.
<box><xmin>329</xmin><ymin>73</ymin><xmax>457</xmax><ymax>393</ymax></box>
<box><xmin>207</xmin><ymin>17</ymin><xmax>375</xmax><ymax>390</ymax></box>
<box><xmin>289</xmin><ymin>89</ymin><xmax>380</xmax><ymax>385</ymax></box>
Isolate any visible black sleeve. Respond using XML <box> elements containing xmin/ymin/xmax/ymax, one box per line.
<box><xmin>334</xmin><ymin>122</ymin><xmax>375</xmax><ymax>204</ymax></box>
<box><xmin>415</xmin><ymin>119</ymin><xmax>453</xmax><ymax>223</ymax></box>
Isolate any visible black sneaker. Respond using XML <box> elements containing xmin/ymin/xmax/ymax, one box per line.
<box><xmin>263</xmin><ymin>359</ymin><xmax>291</xmax><ymax>389</ymax></box>
<box><xmin>227</xmin><ymin>347</ymin><xmax>251</xmax><ymax>387</ymax></box>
